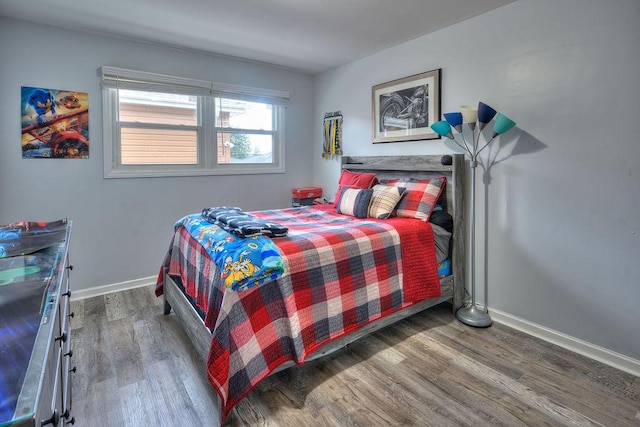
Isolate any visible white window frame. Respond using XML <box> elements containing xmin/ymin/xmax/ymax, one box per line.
<box><xmin>101</xmin><ymin>66</ymin><xmax>288</xmax><ymax>178</ymax></box>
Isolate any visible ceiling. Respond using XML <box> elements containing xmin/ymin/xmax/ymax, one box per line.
<box><xmin>0</xmin><ymin>0</ymin><xmax>514</xmax><ymax>74</ymax></box>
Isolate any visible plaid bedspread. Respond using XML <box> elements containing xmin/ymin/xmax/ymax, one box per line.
<box><xmin>155</xmin><ymin>205</ymin><xmax>441</xmax><ymax>423</ymax></box>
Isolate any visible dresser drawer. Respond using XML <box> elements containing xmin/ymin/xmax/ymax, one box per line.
<box><xmin>36</xmin><ymin>304</ymin><xmax>64</xmax><ymax>427</ymax></box>
<box><xmin>61</xmin><ymin>317</ymin><xmax>73</xmax><ymax>422</ymax></box>
<box><xmin>60</xmin><ymin>257</ymin><xmax>74</xmax><ymax>424</ymax></box>
<box><xmin>59</xmin><ymin>260</ymin><xmax>72</xmax><ymax>337</ymax></box>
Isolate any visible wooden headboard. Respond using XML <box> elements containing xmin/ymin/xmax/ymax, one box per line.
<box><xmin>340</xmin><ymin>154</ymin><xmax>466</xmax><ymax>310</ymax></box>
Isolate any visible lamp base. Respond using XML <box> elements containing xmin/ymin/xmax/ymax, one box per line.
<box><xmin>455</xmin><ymin>304</ymin><xmax>493</xmax><ymax>328</ymax></box>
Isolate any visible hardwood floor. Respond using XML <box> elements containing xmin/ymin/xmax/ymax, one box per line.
<box><xmin>70</xmin><ymin>285</ymin><xmax>640</xmax><ymax>426</ymax></box>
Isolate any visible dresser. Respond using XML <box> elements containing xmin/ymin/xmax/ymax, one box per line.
<box><xmin>0</xmin><ymin>220</ymin><xmax>74</xmax><ymax>427</ymax></box>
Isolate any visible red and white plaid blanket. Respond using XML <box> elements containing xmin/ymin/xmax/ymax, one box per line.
<box><xmin>156</xmin><ymin>205</ymin><xmax>441</xmax><ymax>422</ymax></box>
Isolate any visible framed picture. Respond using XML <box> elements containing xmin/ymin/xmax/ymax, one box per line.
<box><xmin>21</xmin><ymin>86</ymin><xmax>90</xmax><ymax>159</ymax></box>
<box><xmin>372</xmin><ymin>69</ymin><xmax>441</xmax><ymax>143</ymax></box>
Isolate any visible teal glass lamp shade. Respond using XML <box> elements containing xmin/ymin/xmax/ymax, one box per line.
<box><xmin>493</xmin><ymin>113</ymin><xmax>516</xmax><ymax>135</ymax></box>
<box><xmin>430</xmin><ymin>120</ymin><xmax>454</xmax><ymax>139</ymax></box>
<box><xmin>477</xmin><ymin>102</ymin><xmax>497</xmax><ymax>130</ymax></box>
<box><xmin>443</xmin><ymin>112</ymin><xmax>463</xmax><ymax>133</ymax></box>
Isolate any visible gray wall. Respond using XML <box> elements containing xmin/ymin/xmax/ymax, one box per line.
<box><xmin>313</xmin><ymin>0</ymin><xmax>640</xmax><ymax>361</ymax></box>
<box><xmin>0</xmin><ymin>18</ymin><xmax>315</xmax><ymax>293</ymax></box>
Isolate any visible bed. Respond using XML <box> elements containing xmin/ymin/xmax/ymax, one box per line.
<box><xmin>155</xmin><ymin>154</ymin><xmax>466</xmax><ymax>425</ymax></box>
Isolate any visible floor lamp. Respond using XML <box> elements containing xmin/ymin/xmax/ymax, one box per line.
<box><xmin>431</xmin><ymin>102</ymin><xmax>516</xmax><ymax>327</ymax></box>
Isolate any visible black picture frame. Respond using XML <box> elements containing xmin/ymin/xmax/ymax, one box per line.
<box><xmin>372</xmin><ymin>69</ymin><xmax>441</xmax><ymax>143</ymax></box>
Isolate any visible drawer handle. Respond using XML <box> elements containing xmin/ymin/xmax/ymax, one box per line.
<box><xmin>62</xmin><ymin>290</ymin><xmax>72</xmax><ymax>298</ymax></box>
<box><xmin>55</xmin><ymin>332</ymin><xmax>67</xmax><ymax>344</ymax></box>
<box><xmin>66</xmin><ymin>416</ymin><xmax>75</xmax><ymax>425</ymax></box>
<box><xmin>66</xmin><ymin>264</ymin><xmax>74</xmax><ymax>271</ymax></box>
<box><xmin>68</xmin><ymin>312</ymin><xmax>75</xmax><ymax>319</ymax></box>
<box><xmin>42</xmin><ymin>409</ymin><xmax>60</xmax><ymax>426</ymax></box>
<box><xmin>64</xmin><ymin>349</ymin><xmax>73</xmax><ymax>358</ymax></box>
<box><xmin>69</xmin><ymin>366</ymin><xmax>76</xmax><ymax>374</ymax></box>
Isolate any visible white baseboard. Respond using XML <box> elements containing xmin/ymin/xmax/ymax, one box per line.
<box><xmin>70</xmin><ymin>276</ymin><xmax>156</xmax><ymax>301</ymax></box>
<box><xmin>490</xmin><ymin>308</ymin><xmax>640</xmax><ymax>378</ymax></box>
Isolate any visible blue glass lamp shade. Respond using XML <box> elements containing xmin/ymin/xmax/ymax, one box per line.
<box><xmin>477</xmin><ymin>102</ymin><xmax>497</xmax><ymax>130</ymax></box>
<box><xmin>430</xmin><ymin>120</ymin><xmax>454</xmax><ymax>139</ymax></box>
<box><xmin>443</xmin><ymin>112</ymin><xmax>463</xmax><ymax>133</ymax></box>
<box><xmin>493</xmin><ymin>113</ymin><xmax>516</xmax><ymax>135</ymax></box>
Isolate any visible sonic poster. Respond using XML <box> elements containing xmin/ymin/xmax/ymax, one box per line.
<box><xmin>21</xmin><ymin>86</ymin><xmax>89</xmax><ymax>159</ymax></box>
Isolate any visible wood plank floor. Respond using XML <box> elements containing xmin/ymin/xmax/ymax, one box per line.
<box><xmin>70</xmin><ymin>285</ymin><xmax>640</xmax><ymax>426</ymax></box>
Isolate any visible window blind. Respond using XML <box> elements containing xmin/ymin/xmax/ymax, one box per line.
<box><xmin>100</xmin><ymin>66</ymin><xmax>290</xmax><ymax>106</ymax></box>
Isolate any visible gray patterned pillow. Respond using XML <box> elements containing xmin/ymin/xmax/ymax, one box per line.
<box><xmin>368</xmin><ymin>185</ymin><xmax>405</xmax><ymax>219</ymax></box>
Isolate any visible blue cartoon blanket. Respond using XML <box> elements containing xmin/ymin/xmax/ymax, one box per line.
<box><xmin>175</xmin><ymin>214</ymin><xmax>284</xmax><ymax>292</ymax></box>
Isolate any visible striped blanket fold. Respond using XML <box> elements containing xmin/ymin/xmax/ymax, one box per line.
<box><xmin>202</xmin><ymin>206</ymin><xmax>289</xmax><ymax>237</ymax></box>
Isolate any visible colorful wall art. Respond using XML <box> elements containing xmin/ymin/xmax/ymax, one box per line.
<box><xmin>21</xmin><ymin>86</ymin><xmax>89</xmax><ymax>159</ymax></box>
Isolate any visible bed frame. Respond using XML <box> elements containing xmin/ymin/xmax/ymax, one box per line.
<box><xmin>162</xmin><ymin>154</ymin><xmax>466</xmax><ymax>425</ymax></box>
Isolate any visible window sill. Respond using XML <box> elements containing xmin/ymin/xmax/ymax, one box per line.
<box><xmin>104</xmin><ymin>165</ymin><xmax>286</xmax><ymax>179</ymax></box>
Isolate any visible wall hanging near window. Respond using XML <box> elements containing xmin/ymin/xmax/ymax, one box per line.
<box><xmin>322</xmin><ymin>111</ymin><xmax>343</xmax><ymax>159</ymax></box>
<box><xmin>372</xmin><ymin>68</ymin><xmax>441</xmax><ymax>143</ymax></box>
<box><xmin>20</xmin><ymin>86</ymin><xmax>89</xmax><ymax>159</ymax></box>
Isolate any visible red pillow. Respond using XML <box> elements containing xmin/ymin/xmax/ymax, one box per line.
<box><xmin>333</xmin><ymin>170</ymin><xmax>378</xmax><ymax>206</ymax></box>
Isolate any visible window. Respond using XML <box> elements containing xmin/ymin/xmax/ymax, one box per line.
<box><xmin>118</xmin><ymin>90</ymin><xmax>199</xmax><ymax>166</ymax></box>
<box><xmin>214</xmin><ymin>98</ymin><xmax>276</xmax><ymax>165</ymax></box>
<box><xmin>101</xmin><ymin>66</ymin><xmax>288</xmax><ymax>178</ymax></box>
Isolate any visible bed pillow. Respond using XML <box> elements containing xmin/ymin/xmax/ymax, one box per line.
<box><xmin>333</xmin><ymin>170</ymin><xmax>378</xmax><ymax>206</ymax></box>
<box><xmin>336</xmin><ymin>187</ymin><xmax>373</xmax><ymax>218</ymax></box>
<box><xmin>368</xmin><ymin>185</ymin><xmax>405</xmax><ymax>219</ymax></box>
<box><xmin>429</xmin><ymin>209</ymin><xmax>453</xmax><ymax>233</ymax></box>
<box><xmin>388</xmin><ymin>177</ymin><xmax>446</xmax><ymax>221</ymax></box>
<box><xmin>431</xmin><ymin>223</ymin><xmax>452</xmax><ymax>263</ymax></box>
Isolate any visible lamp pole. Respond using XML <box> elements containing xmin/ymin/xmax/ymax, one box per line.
<box><xmin>455</xmin><ymin>156</ymin><xmax>493</xmax><ymax>327</ymax></box>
